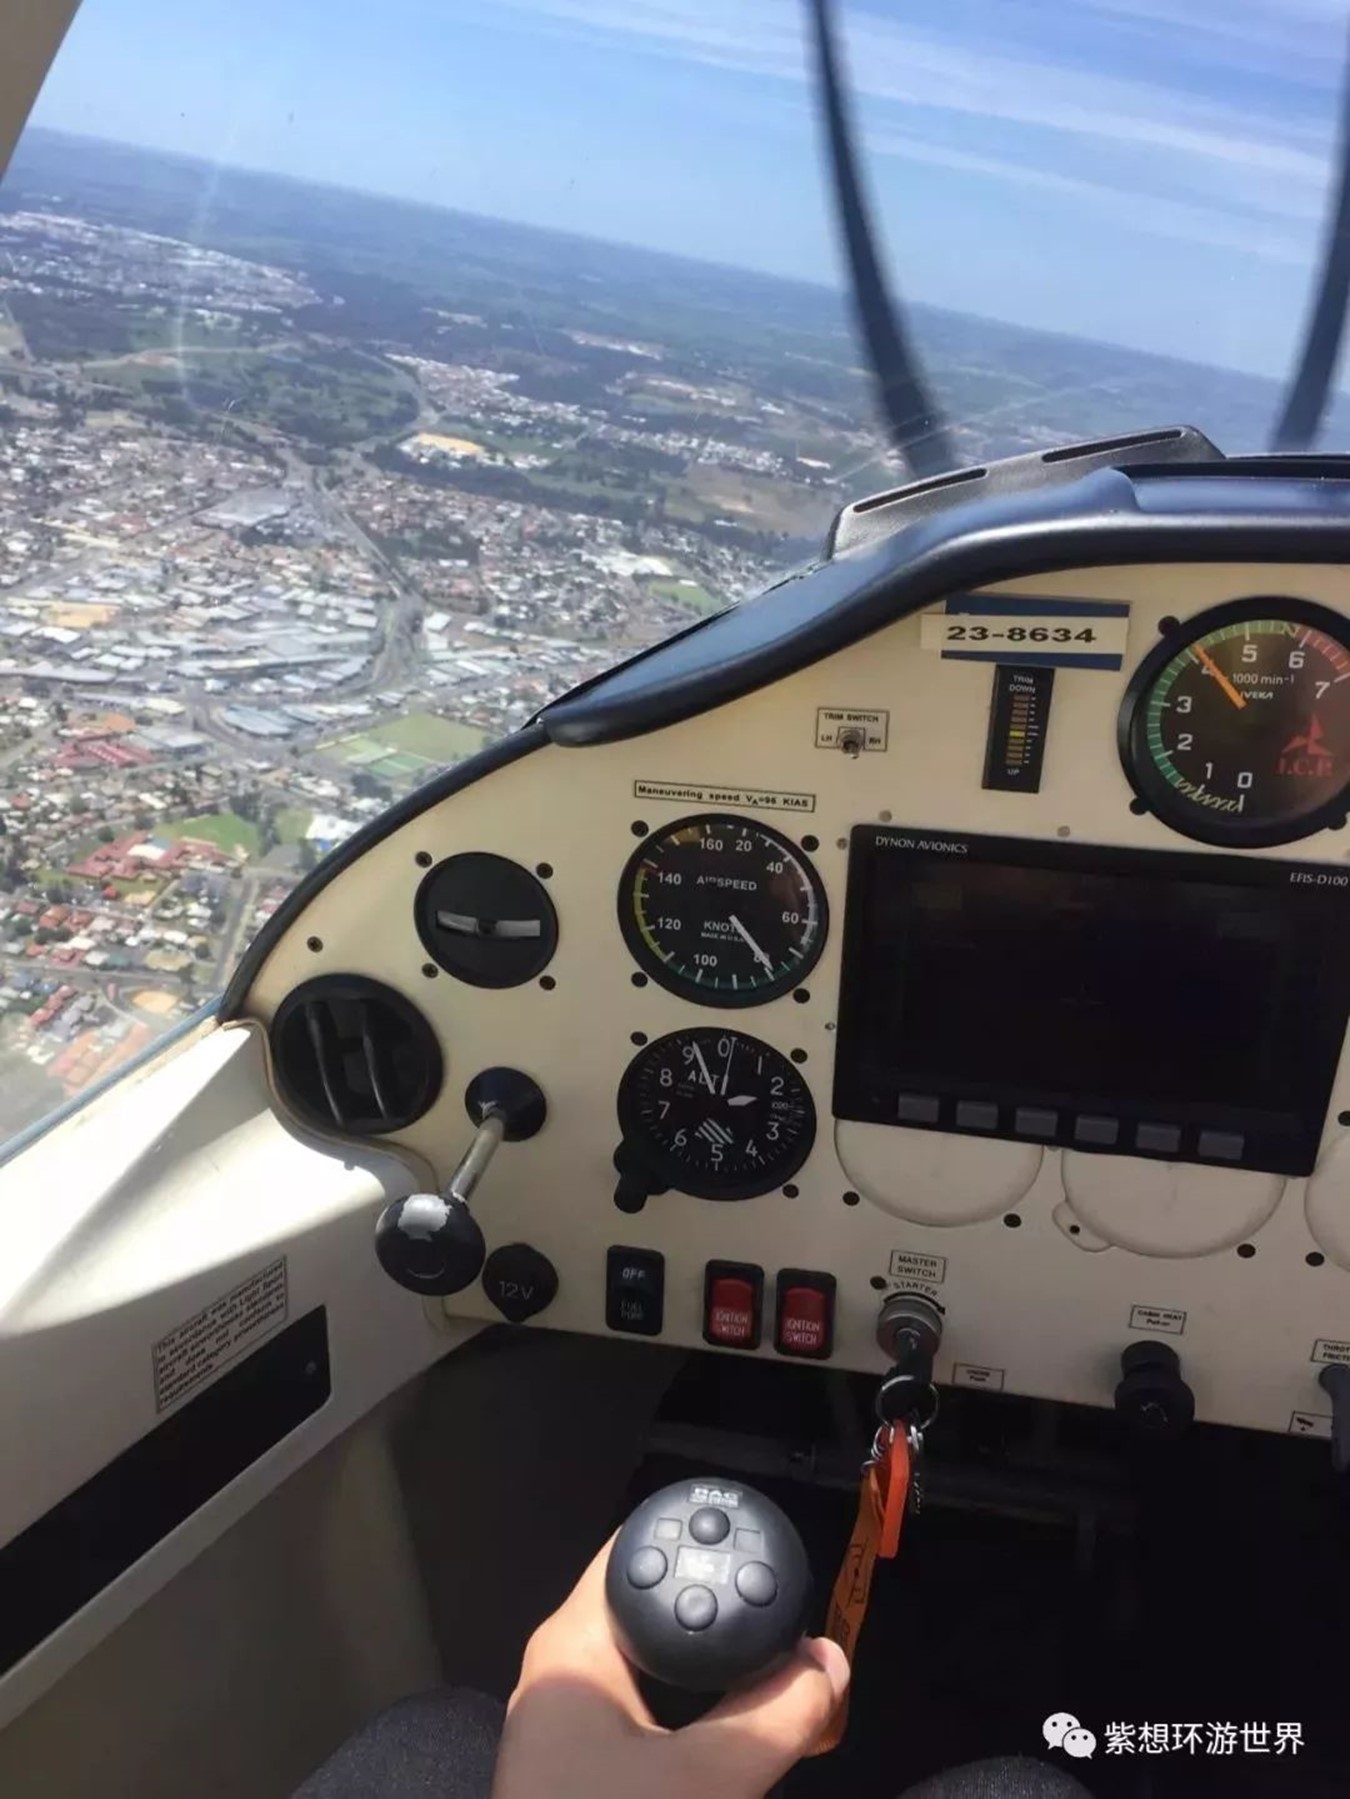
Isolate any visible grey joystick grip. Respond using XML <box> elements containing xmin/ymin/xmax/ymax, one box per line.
<box><xmin>605</xmin><ymin>1477</ymin><xmax>812</xmax><ymax>1693</ymax></box>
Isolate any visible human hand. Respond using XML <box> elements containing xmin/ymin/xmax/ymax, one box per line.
<box><xmin>491</xmin><ymin>1533</ymin><xmax>849</xmax><ymax>1799</ymax></box>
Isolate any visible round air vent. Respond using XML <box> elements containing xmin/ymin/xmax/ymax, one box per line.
<box><xmin>415</xmin><ymin>853</ymin><xmax>558</xmax><ymax>987</ymax></box>
<box><xmin>270</xmin><ymin>975</ymin><xmax>443</xmax><ymax>1136</ymax></box>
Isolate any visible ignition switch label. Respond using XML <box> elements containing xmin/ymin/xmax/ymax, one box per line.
<box><xmin>1312</xmin><ymin>1338</ymin><xmax>1350</xmax><ymax>1365</ymax></box>
<box><xmin>153</xmin><ymin>1258</ymin><xmax>289</xmax><ymax>1412</ymax></box>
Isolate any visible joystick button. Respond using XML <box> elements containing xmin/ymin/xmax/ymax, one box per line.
<box><xmin>689</xmin><ymin>1506</ymin><xmax>730</xmax><ymax>1545</ymax></box>
<box><xmin>626</xmin><ymin>1547</ymin><xmax>668</xmax><ymax>1589</ymax></box>
<box><xmin>735</xmin><ymin>1562</ymin><xmax>778</xmax><ymax>1607</ymax></box>
<box><xmin>674</xmin><ymin>1585</ymin><xmax>718</xmax><ymax>1631</ymax></box>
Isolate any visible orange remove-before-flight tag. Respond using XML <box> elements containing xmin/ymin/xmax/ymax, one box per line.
<box><xmin>812</xmin><ymin>1430</ymin><xmax>911</xmax><ymax>1755</ymax></box>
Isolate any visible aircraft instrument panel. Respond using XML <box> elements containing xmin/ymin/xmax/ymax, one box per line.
<box><xmin>234</xmin><ymin>468</ymin><xmax>1350</xmax><ymax>1446</ymax></box>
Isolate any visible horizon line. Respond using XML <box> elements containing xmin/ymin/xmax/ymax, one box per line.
<box><xmin>4</xmin><ymin>121</ymin><xmax>1317</xmax><ymax>400</ymax></box>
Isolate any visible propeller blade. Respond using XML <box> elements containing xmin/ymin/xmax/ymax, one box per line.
<box><xmin>805</xmin><ymin>0</ymin><xmax>954</xmax><ymax>476</ymax></box>
<box><xmin>1272</xmin><ymin>22</ymin><xmax>1350</xmax><ymax>451</ymax></box>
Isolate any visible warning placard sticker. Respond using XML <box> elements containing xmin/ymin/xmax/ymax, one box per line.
<box><xmin>153</xmin><ymin>1258</ymin><xmax>289</xmax><ymax>1413</ymax></box>
<box><xmin>633</xmin><ymin>779</ymin><xmax>816</xmax><ymax>815</ymax></box>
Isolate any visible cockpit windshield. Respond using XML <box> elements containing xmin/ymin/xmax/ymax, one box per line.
<box><xmin>0</xmin><ymin>0</ymin><xmax>1344</xmax><ymax>1140</ymax></box>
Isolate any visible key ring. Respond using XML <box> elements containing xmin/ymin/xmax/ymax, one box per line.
<box><xmin>875</xmin><ymin>1370</ymin><xmax>941</xmax><ymax>1436</ymax></box>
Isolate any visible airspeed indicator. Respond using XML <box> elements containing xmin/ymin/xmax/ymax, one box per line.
<box><xmin>618</xmin><ymin>814</ymin><xmax>826</xmax><ymax>1007</ymax></box>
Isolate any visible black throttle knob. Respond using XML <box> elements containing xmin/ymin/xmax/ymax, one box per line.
<box><xmin>605</xmin><ymin>1478</ymin><xmax>811</xmax><ymax>1693</ymax></box>
<box><xmin>375</xmin><ymin>1192</ymin><xmax>487</xmax><ymax>1295</ymax></box>
<box><xmin>374</xmin><ymin>1074</ymin><xmax>547</xmax><ymax>1300</ymax></box>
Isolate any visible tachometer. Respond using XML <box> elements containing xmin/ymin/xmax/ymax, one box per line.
<box><xmin>1119</xmin><ymin>599</ymin><xmax>1350</xmax><ymax>846</ymax></box>
<box><xmin>619</xmin><ymin>814</ymin><xmax>826</xmax><ymax>1006</ymax></box>
<box><xmin>617</xmin><ymin>1028</ymin><xmax>815</xmax><ymax>1200</ymax></box>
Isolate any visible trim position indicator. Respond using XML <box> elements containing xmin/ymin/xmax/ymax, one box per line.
<box><xmin>1119</xmin><ymin>598</ymin><xmax>1350</xmax><ymax>847</ymax></box>
<box><xmin>619</xmin><ymin>814</ymin><xmax>826</xmax><ymax>1007</ymax></box>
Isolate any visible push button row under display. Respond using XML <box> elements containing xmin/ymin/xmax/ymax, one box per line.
<box><xmin>895</xmin><ymin>1093</ymin><xmax>1244</xmax><ymax>1162</ymax></box>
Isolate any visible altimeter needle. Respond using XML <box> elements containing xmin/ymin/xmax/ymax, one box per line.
<box><xmin>689</xmin><ymin>1042</ymin><xmax>717</xmax><ymax>1093</ymax></box>
<box><xmin>729</xmin><ymin>913</ymin><xmax>775</xmax><ymax>975</ymax></box>
<box><xmin>1194</xmin><ymin>642</ymin><xmax>1247</xmax><ymax>711</ymax></box>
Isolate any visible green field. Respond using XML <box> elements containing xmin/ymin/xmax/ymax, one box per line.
<box><xmin>437</xmin><ymin>417</ymin><xmax>556</xmax><ymax>459</ymax></box>
<box><xmin>326</xmin><ymin>712</ymin><xmax>487</xmax><ymax>787</ymax></box>
<box><xmin>160</xmin><ymin>813</ymin><xmax>260</xmax><ymax>857</ymax></box>
<box><xmin>272</xmin><ymin>806</ymin><xmax>313</xmax><ymax>846</ymax></box>
<box><xmin>648</xmin><ymin>577</ymin><xmax>722</xmax><ymax>615</ymax></box>
<box><xmin>85</xmin><ymin>342</ymin><xmax>419</xmax><ymax>447</ymax></box>
<box><xmin>377</xmin><ymin>713</ymin><xmax>488</xmax><ymax>761</ymax></box>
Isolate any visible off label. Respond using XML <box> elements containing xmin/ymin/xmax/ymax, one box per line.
<box><xmin>815</xmin><ymin>707</ymin><xmax>889</xmax><ymax>751</ymax></box>
<box><xmin>1289</xmin><ymin>1410</ymin><xmax>1333</xmax><ymax>1439</ymax></box>
<box><xmin>888</xmin><ymin>1250</ymin><xmax>947</xmax><ymax>1285</ymax></box>
<box><xmin>1129</xmin><ymin>1304</ymin><xmax>1186</xmax><ymax>1335</ymax></box>
<box><xmin>633</xmin><ymin>779</ymin><xmax>815</xmax><ymax>814</ymax></box>
<box><xmin>953</xmin><ymin>1364</ymin><xmax>1005</xmax><ymax>1391</ymax></box>
<box><xmin>1311</xmin><ymin>1338</ymin><xmax>1350</xmax><ymax>1365</ymax></box>
<box><xmin>153</xmin><ymin>1257</ymin><xmax>289</xmax><ymax>1413</ymax></box>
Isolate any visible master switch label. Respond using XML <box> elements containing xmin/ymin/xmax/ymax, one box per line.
<box><xmin>153</xmin><ymin>1257</ymin><xmax>289</xmax><ymax>1413</ymax></box>
<box><xmin>888</xmin><ymin>1249</ymin><xmax>947</xmax><ymax>1285</ymax></box>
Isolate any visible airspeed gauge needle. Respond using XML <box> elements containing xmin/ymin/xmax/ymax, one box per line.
<box><xmin>1194</xmin><ymin>642</ymin><xmax>1247</xmax><ymax>710</ymax></box>
<box><xmin>729</xmin><ymin>913</ymin><xmax>775</xmax><ymax>974</ymax></box>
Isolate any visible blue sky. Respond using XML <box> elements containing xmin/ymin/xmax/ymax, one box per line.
<box><xmin>23</xmin><ymin>0</ymin><xmax>1350</xmax><ymax>376</ymax></box>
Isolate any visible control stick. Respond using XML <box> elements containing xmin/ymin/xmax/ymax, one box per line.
<box><xmin>605</xmin><ymin>1477</ymin><xmax>812</xmax><ymax>1693</ymax></box>
<box><xmin>375</xmin><ymin>1067</ymin><xmax>545</xmax><ymax>1296</ymax></box>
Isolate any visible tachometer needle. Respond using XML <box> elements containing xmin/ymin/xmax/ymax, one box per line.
<box><xmin>729</xmin><ymin>913</ymin><xmax>775</xmax><ymax>974</ymax></box>
<box><xmin>1194</xmin><ymin>643</ymin><xmax>1247</xmax><ymax>710</ymax></box>
<box><xmin>690</xmin><ymin>1042</ymin><xmax>717</xmax><ymax>1093</ymax></box>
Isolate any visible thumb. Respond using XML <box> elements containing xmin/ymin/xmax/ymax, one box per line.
<box><xmin>676</xmin><ymin>1637</ymin><xmax>850</xmax><ymax>1791</ymax></box>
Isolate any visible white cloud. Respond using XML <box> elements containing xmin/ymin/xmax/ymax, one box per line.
<box><xmin>466</xmin><ymin>0</ymin><xmax>1340</xmax><ymax>272</ymax></box>
<box><xmin>477</xmin><ymin>0</ymin><xmax>1334</xmax><ymax>185</ymax></box>
<box><xmin>866</xmin><ymin>127</ymin><xmax>1314</xmax><ymax>265</ymax></box>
